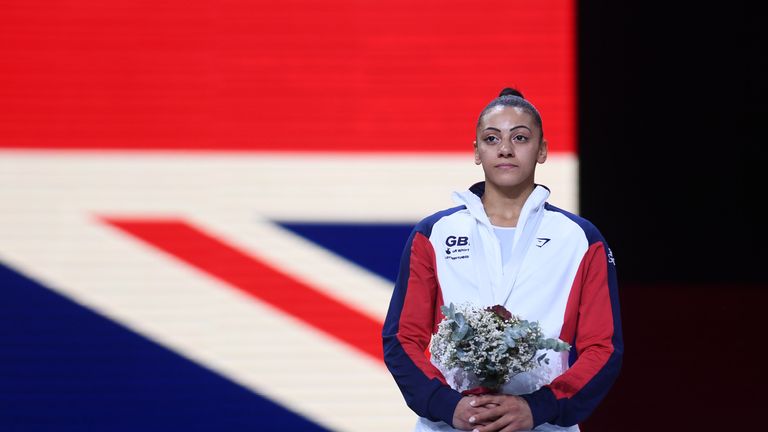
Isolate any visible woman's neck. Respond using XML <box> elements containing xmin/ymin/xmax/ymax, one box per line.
<box><xmin>481</xmin><ymin>182</ymin><xmax>536</xmax><ymax>227</ymax></box>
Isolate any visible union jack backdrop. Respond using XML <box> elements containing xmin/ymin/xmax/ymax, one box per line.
<box><xmin>1</xmin><ymin>1</ymin><xmax>576</xmax><ymax>430</ymax></box>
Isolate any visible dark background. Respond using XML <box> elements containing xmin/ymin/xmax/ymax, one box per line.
<box><xmin>578</xmin><ymin>2</ymin><xmax>765</xmax><ymax>430</ymax></box>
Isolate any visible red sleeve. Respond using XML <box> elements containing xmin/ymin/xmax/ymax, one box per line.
<box><xmin>396</xmin><ymin>232</ymin><xmax>447</xmax><ymax>382</ymax></box>
<box><xmin>553</xmin><ymin>241</ymin><xmax>616</xmax><ymax>397</ymax></box>
<box><xmin>522</xmin><ymin>240</ymin><xmax>623</xmax><ymax>427</ymax></box>
<box><xmin>382</xmin><ymin>230</ymin><xmax>461</xmax><ymax>425</ymax></box>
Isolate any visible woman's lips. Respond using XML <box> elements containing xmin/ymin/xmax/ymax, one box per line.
<box><xmin>495</xmin><ymin>163</ymin><xmax>518</xmax><ymax>169</ymax></box>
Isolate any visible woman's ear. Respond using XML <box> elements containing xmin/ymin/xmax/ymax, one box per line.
<box><xmin>473</xmin><ymin>140</ymin><xmax>481</xmax><ymax>165</ymax></box>
<box><xmin>537</xmin><ymin>138</ymin><xmax>548</xmax><ymax>164</ymax></box>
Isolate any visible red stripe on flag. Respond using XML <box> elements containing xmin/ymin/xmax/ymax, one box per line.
<box><xmin>0</xmin><ymin>0</ymin><xmax>575</xmax><ymax>153</ymax></box>
<box><xmin>101</xmin><ymin>217</ymin><xmax>384</xmax><ymax>362</ymax></box>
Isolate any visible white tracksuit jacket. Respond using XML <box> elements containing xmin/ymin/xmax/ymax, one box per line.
<box><xmin>382</xmin><ymin>182</ymin><xmax>623</xmax><ymax>431</ymax></box>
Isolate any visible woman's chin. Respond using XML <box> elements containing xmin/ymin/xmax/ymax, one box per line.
<box><xmin>486</xmin><ymin>176</ymin><xmax>530</xmax><ymax>190</ymax></box>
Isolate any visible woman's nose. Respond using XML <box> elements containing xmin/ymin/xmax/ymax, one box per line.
<box><xmin>498</xmin><ymin>140</ymin><xmax>513</xmax><ymax>156</ymax></box>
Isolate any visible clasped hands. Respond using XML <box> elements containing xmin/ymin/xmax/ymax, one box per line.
<box><xmin>452</xmin><ymin>394</ymin><xmax>534</xmax><ymax>432</ymax></box>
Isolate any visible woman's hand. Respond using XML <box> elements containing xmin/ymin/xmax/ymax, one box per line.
<box><xmin>465</xmin><ymin>394</ymin><xmax>533</xmax><ymax>432</ymax></box>
<box><xmin>452</xmin><ymin>396</ymin><xmax>494</xmax><ymax>430</ymax></box>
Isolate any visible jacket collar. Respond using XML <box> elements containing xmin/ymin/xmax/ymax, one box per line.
<box><xmin>452</xmin><ymin>181</ymin><xmax>550</xmax><ymax>227</ymax></box>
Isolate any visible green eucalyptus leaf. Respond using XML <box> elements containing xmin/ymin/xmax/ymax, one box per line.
<box><xmin>440</xmin><ymin>304</ymin><xmax>454</xmax><ymax>320</ymax></box>
<box><xmin>506</xmin><ymin>326</ymin><xmax>524</xmax><ymax>339</ymax></box>
<box><xmin>452</xmin><ymin>322</ymin><xmax>469</xmax><ymax>341</ymax></box>
<box><xmin>503</xmin><ymin>332</ymin><xmax>517</xmax><ymax>348</ymax></box>
<box><xmin>455</xmin><ymin>312</ymin><xmax>466</xmax><ymax>327</ymax></box>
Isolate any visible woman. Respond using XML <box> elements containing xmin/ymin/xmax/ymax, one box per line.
<box><xmin>382</xmin><ymin>88</ymin><xmax>623</xmax><ymax>431</ymax></box>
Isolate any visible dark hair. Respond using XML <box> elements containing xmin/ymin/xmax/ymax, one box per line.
<box><xmin>477</xmin><ymin>87</ymin><xmax>544</xmax><ymax>138</ymax></box>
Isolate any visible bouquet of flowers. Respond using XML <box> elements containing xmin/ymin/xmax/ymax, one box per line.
<box><xmin>429</xmin><ymin>302</ymin><xmax>571</xmax><ymax>394</ymax></box>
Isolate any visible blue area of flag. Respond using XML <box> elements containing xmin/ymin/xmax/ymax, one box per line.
<box><xmin>277</xmin><ymin>222</ymin><xmax>415</xmax><ymax>283</ymax></box>
<box><xmin>0</xmin><ymin>262</ymin><xmax>331</xmax><ymax>432</ymax></box>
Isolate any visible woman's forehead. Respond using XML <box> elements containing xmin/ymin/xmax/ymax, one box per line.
<box><xmin>479</xmin><ymin>106</ymin><xmax>535</xmax><ymax>126</ymax></box>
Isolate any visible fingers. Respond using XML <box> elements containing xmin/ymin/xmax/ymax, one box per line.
<box><xmin>454</xmin><ymin>396</ymin><xmax>497</xmax><ymax>430</ymax></box>
<box><xmin>471</xmin><ymin>414</ymin><xmax>527</xmax><ymax>432</ymax></box>
<box><xmin>467</xmin><ymin>395</ymin><xmax>532</xmax><ymax>431</ymax></box>
<box><xmin>468</xmin><ymin>404</ymin><xmax>504</xmax><ymax>425</ymax></box>
<box><xmin>470</xmin><ymin>395</ymin><xmax>503</xmax><ymax>407</ymax></box>
<box><xmin>466</xmin><ymin>395</ymin><xmax>532</xmax><ymax>432</ymax></box>
<box><xmin>470</xmin><ymin>414</ymin><xmax>508</xmax><ymax>432</ymax></box>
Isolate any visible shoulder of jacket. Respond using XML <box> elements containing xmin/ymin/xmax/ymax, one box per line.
<box><xmin>413</xmin><ymin>204</ymin><xmax>468</xmax><ymax>238</ymax></box>
<box><xmin>544</xmin><ymin>202</ymin><xmax>604</xmax><ymax>244</ymax></box>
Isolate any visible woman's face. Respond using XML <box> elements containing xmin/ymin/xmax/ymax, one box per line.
<box><xmin>474</xmin><ymin>105</ymin><xmax>547</xmax><ymax>190</ymax></box>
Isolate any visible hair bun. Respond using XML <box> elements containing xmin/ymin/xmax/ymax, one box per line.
<box><xmin>499</xmin><ymin>87</ymin><xmax>524</xmax><ymax>98</ymax></box>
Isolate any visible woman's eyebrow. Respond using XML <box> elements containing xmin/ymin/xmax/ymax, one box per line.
<box><xmin>509</xmin><ymin>125</ymin><xmax>531</xmax><ymax>132</ymax></box>
<box><xmin>483</xmin><ymin>126</ymin><xmax>531</xmax><ymax>132</ymax></box>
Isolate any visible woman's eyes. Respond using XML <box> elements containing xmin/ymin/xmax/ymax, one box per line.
<box><xmin>513</xmin><ymin>134</ymin><xmax>529</xmax><ymax>142</ymax></box>
<box><xmin>483</xmin><ymin>135</ymin><xmax>529</xmax><ymax>143</ymax></box>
